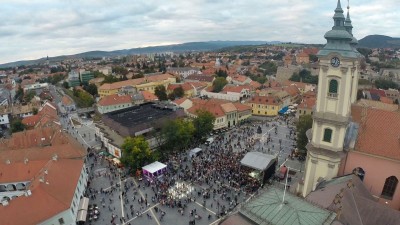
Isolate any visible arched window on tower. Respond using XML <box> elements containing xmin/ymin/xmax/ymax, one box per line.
<box><xmin>328</xmin><ymin>79</ymin><xmax>338</xmax><ymax>97</ymax></box>
<box><xmin>381</xmin><ymin>176</ymin><xmax>398</xmax><ymax>199</ymax></box>
<box><xmin>323</xmin><ymin>128</ymin><xmax>333</xmax><ymax>143</ymax></box>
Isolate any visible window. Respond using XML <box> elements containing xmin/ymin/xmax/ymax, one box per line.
<box><xmin>323</xmin><ymin>128</ymin><xmax>333</xmax><ymax>142</ymax></box>
<box><xmin>328</xmin><ymin>79</ymin><xmax>338</xmax><ymax>97</ymax></box>
<box><xmin>381</xmin><ymin>176</ymin><xmax>398</xmax><ymax>199</ymax></box>
<box><xmin>58</xmin><ymin>218</ymin><xmax>65</xmax><ymax>225</ymax></box>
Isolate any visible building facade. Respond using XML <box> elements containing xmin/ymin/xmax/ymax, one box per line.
<box><xmin>301</xmin><ymin>0</ymin><xmax>361</xmax><ymax>197</ymax></box>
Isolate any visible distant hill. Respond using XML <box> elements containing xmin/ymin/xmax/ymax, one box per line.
<box><xmin>0</xmin><ymin>41</ymin><xmax>274</xmax><ymax>68</ymax></box>
<box><xmin>358</xmin><ymin>35</ymin><xmax>400</xmax><ymax>48</ymax></box>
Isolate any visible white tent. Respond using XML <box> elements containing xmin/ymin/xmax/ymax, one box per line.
<box><xmin>142</xmin><ymin>161</ymin><xmax>167</xmax><ymax>174</ymax></box>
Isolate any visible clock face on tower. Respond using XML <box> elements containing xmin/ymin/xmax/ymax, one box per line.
<box><xmin>330</xmin><ymin>57</ymin><xmax>340</xmax><ymax>67</ymax></box>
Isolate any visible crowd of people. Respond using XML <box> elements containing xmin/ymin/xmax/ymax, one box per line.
<box><xmin>83</xmin><ymin>116</ymin><xmax>298</xmax><ymax>225</ymax></box>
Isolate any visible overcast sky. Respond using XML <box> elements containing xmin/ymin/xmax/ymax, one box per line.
<box><xmin>0</xmin><ymin>0</ymin><xmax>399</xmax><ymax>64</ymax></box>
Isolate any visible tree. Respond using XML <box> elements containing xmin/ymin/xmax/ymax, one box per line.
<box><xmin>309</xmin><ymin>54</ymin><xmax>318</xmax><ymax>63</ymax></box>
<box><xmin>11</xmin><ymin>119</ymin><xmax>26</xmax><ymax>133</ymax></box>
<box><xmin>212</xmin><ymin>77</ymin><xmax>227</xmax><ymax>93</ymax></box>
<box><xmin>85</xmin><ymin>84</ymin><xmax>98</xmax><ymax>96</ymax></box>
<box><xmin>193</xmin><ymin>110</ymin><xmax>215</xmax><ymax>141</ymax></box>
<box><xmin>356</xmin><ymin>89</ymin><xmax>364</xmax><ymax>101</ymax></box>
<box><xmin>173</xmin><ymin>86</ymin><xmax>185</xmax><ymax>98</ymax></box>
<box><xmin>93</xmin><ymin>71</ymin><xmax>105</xmax><ymax>78</ymax></box>
<box><xmin>154</xmin><ymin>85</ymin><xmax>168</xmax><ymax>101</ymax></box>
<box><xmin>32</xmin><ymin>108</ymin><xmax>38</xmax><ymax>115</ymax></box>
<box><xmin>296</xmin><ymin>115</ymin><xmax>313</xmax><ymax>153</ymax></box>
<box><xmin>15</xmin><ymin>86</ymin><xmax>24</xmax><ymax>102</ymax></box>
<box><xmin>120</xmin><ymin>136</ymin><xmax>155</xmax><ymax>172</ymax></box>
<box><xmin>215</xmin><ymin>69</ymin><xmax>228</xmax><ymax>78</ymax></box>
<box><xmin>62</xmin><ymin>81</ymin><xmax>69</xmax><ymax>89</ymax></box>
<box><xmin>374</xmin><ymin>79</ymin><xmax>399</xmax><ymax>90</ymax></box>
<box><xmin>162</xmin><ymin>119</ymin><xmax>195</xmax><ymax>152</ymax></box>
<box><xmin>101</xmin><ymin>75</ymin><xmax>119</xmax><ymax>84</ymax></box>
<box><xmin>395</xmin><ymin>99</ymin><xmax>399</xmax><ymax>105</ymax></box>
<box><xmin>24</xmin><ymin>90</ymin><xmax>36</xmax><ymax>103</ymax></box>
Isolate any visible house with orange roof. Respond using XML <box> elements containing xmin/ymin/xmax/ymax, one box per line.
<box><xmin>61</xmin><ymin>96</ymin><xmax>76</xmax><ymax>112</ymax></box>
<box><xmin>99</xmin><ymin>73</ymin><xmax>177</xmax><ymax>98</ymax></box>
<box><xmin>296</xmin><ymin>97</ymin><xmax>316</xmax><ymax>118</ymax></box>
<box><xmin>167</xmin><ymin>83</ymin><xmax>196</xmax><ymax>98</ymax></box>
<box><xmin>249</xmin><ymin>80</ymin><xmax>262</xmax><ymax>90</ymax></box>
<box><xmin>296</xmin><ymin>51</ymin><xmax>310</xmax><ymax>64</ymax></box>
<box><xmin>284</xmin><ymin>85</ymin><xmax>302</xmax><ymax>103</ymax></box>
<box><xmin>172</xmin><ymin>97</ymin><xmax>193</xmax><ymax>111</ymax></box>
<box><xmin>246</xmin><ymin>95</ymin><xmax>283</xmax><ymax>116</ymax></box>
<box><xmin>187</xmin><ymin>98</ymin><xmax>252</xmax><ymax>129</ymax></box>
<box><xmin>97</xmin><ymin>94</ymin><xmax>133</xmax><ymax>114</ymax></box>
<box><xmin>140</xmin><ymin>90</ymin><xmax>158</xmax><ymax>102</ymax></box>
<box><xmin>283</xmin><ymin>80</ymin><xmax>316</xmax><ymax>94</ymax></box>
<box><xmin>0</xmin><ymin>130</ymin><xmax>88</xmax><ymax>225</ymax></box>
<box><xmin>21</xmin><ymin>114</ymin><xmax>41</xmax><ymax>128</ymax></box>
<box><xmin>228</xmin><ymin>74</ymin><xmax>252</xmax><ymax>85</ymax></box>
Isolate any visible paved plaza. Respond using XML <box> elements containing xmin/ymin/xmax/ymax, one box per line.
<box><xmin>83</xmin><ymin>115</ymin><xmax>305</xmax><ymax>225</ymax></box>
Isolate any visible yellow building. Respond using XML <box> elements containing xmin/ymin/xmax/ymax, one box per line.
<box><xmin>246</xmin><ymin>95</ymin><xmax>282</xmax><ymax>116</ymax></box>
<box><xmin>98</xmin><ymin>73</ymin><xmax>176</xmax><ymax>98</ymax></box>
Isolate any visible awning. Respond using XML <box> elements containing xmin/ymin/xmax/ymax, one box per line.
<box><xmin>240</xmin><ymin>152</ymin><xmax>276</xmax><ymax>171</ymax></box>
<box><xmin>76</xmin><ymin>209</ymin><xmax>87</xmax><ymax>222</ymax></box>
<box><xmin>278</xmin><ymin>106</ymin><xmax>289</xmax><ymax>114</ymax></box>
<box><xmin>78</xmin><ymin>197</ymin><xmax>89</xmax><ymax>211</ymax></box>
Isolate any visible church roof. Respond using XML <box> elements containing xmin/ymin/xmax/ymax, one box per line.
<box><xmin>351</xmin><ymin>105</ymin><xmax>400</xmax><ymax>160</ymax></box>
<box><xmin>239</xmin><ymin>186</ymin><xmax>336</xmax><ymax>225</ymax></box>
<box><xmin>318</xmin><ymin>0</ymin><xmax>359</xmax><ymax>58</ymax></box>
<box><xmin>307</xmin><ymin>175</ymin><xmax>400</xmax><ymax>225</ymax></box>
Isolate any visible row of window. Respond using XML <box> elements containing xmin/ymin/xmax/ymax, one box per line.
<box><xmin>252</xmin><ymin>104</ymin><xmax>275</xmax><ymax>110</ymax></box>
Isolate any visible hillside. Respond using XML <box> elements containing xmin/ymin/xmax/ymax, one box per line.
<box><xmin>0</xmin><ymin>41</ymin><xmax>270</xmax><ymax>68</ymax></box>
<box><xmin>358</xmin><ymin>35</ymin><xmax>400</xmax><ymax>48</ymax></box>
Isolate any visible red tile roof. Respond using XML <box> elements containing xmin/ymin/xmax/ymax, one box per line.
<box><xmin>187</xmin><ymin>99</ymin><xmax>230</xmax><ymax>118</ymax></box>
<box><xmin>248</xmin><ymin>95</ymin><xmax>281</xmax><ymax>106</ymax></box>
<box><xmin>173</xmin><ymin>97</ymin><xmax>189</xmax><ymax>105</ymax></box>
<box><xmin>97</xmin><ymin>94</ymin><xmax>132</xmax><ymax>107</ymax></box>
<box><xmin>222</xmin><ymin>85</ymin><xmax>250</xmax><ymax>93</ymax></box>
<box><xmin>298</xmin><ymin>98</ymin><xmax>316</xmax><ymax>109</ymax></box>
<box><xmin>22</xmin><ymin>114</ymin><xmax>41</xmax><ymax>127</ymax></box>
<box><xmin>167</xmin><ymin>83</ymin><xmax>194</xmax><ymax>92</ymax></box>
<box><xmin>141</xmin><ymin>90</ymin><xmax>158</xmax><ymax>101</ymax></box>
<box><xmin>351</xmin><ymin>105</ymin><xmax>400</xmax><ymax>160</ymax></box>
<box><xmin>285</xmin><ymin>85</ymin><xmax>301</xmax><ymax>97</ymax></box>
<box><xmin>232</xmin><ymin>102</ymin><xmax>252</xmax><ymax>112</ymax></box>
<box><xmin>61</xmin><ymin>96</ymin><xmax>74</xmax><ymax>106</ymax></box>
<box><xmin>0</xmin><ymin>159</ymin><xmax>84</xmax><ymax>225</ymax></box>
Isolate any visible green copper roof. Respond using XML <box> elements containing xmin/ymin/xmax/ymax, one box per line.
<box><xmin>318</xmin><ymin>0</ymin><xmax>359</xmax><ymax>58</ymax></box>
<box><xmin>239</xmin><ymin>187</ymin><xmax>336</xmax><ymax>225</ymax></box>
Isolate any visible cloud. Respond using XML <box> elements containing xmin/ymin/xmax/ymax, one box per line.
<box><xmin>0</xmin><ymin>0</ymin><xmax>398</xmax><ymax>64</ymax></box>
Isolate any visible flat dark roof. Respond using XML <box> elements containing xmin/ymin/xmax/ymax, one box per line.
<box><xmin>102</xmin><ymin>102</ymin><xmax>184</xmax><ymax>137</ymax></box>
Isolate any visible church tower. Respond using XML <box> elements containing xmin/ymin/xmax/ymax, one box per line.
<box><xmin>302</xmin><ymin>0</ymin><xmax>360</xmax><ymax>197</ymax></box>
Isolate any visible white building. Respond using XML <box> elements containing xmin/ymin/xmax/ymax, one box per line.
<box><xmin>97</xmin><ymin>94</ymin><xmax>133</xmax><ymax>114</ymax></box>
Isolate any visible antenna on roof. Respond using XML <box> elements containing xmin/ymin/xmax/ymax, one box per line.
<box><xmin>5</xmin><ymin>159</ymin><xmax>10</xmax><ymax>165</ymax></box>
<box><xmin>24</xmin><ymin>158</ymin><xmax>29</xmax><ymax>164</ymax></box>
